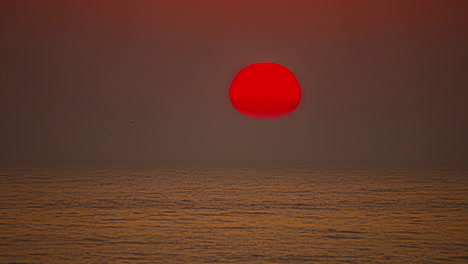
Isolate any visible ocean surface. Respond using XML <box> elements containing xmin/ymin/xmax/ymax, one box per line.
<box><xmin>1</xmin><ymin>161</ymin><xmax>467</xmax><ymax>263</ymax></box>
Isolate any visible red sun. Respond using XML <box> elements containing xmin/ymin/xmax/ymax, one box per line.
<box><xmin>229</xmin><ymin>62</ymin><xmax>301</xmax><ymax>120</ymax></box>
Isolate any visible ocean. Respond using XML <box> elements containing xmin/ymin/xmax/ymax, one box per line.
<box><xmin>1</xmin><ymin>161</ymin><xmax>467</xmax><ymax>263</ymax></box>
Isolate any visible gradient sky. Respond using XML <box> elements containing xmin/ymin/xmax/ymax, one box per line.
<box><xmin>1</xmin><ymin>0</ymin><xmax>467</xmax><ymax>162</ymax></box>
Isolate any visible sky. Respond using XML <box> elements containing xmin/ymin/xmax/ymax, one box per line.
<box><xmin>1</xmin><ymin>0</ymin><xmax>467</xmax><ymax>162</ymax></box>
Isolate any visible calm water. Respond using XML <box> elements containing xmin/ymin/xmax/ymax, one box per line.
<box><xmin>1</xmin><ymin>161</ymin><xmax>467</xmax><ymax>263</ymax></box>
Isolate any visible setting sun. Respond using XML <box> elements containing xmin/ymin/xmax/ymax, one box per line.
<box><xmin>229</xmin><ymin>63</ymin><xmax>301</xmax><ymax>120</ymax></box>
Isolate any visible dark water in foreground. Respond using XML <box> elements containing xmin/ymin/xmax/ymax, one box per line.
<box><xmin>1</xmin><ymin>161</ymin><xmax>467</xmax><ymax>263</ymax></box>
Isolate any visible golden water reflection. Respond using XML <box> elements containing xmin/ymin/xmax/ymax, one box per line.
<box><xmin>1</xmin><ymin>162</ymin><xmax>467</xmax><ymax>263</ymax></box>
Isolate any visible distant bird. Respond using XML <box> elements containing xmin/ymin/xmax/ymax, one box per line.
<box><xmin>107</xmin><ymin>121</ymin><xmax>136</xmax><ymax>136</ymax></box>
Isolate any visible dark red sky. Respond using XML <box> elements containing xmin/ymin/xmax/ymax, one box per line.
<box><xmin>1</xmin><ymin>0</ymin><xmax>467</xmax><ymax>162</ymax></box>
